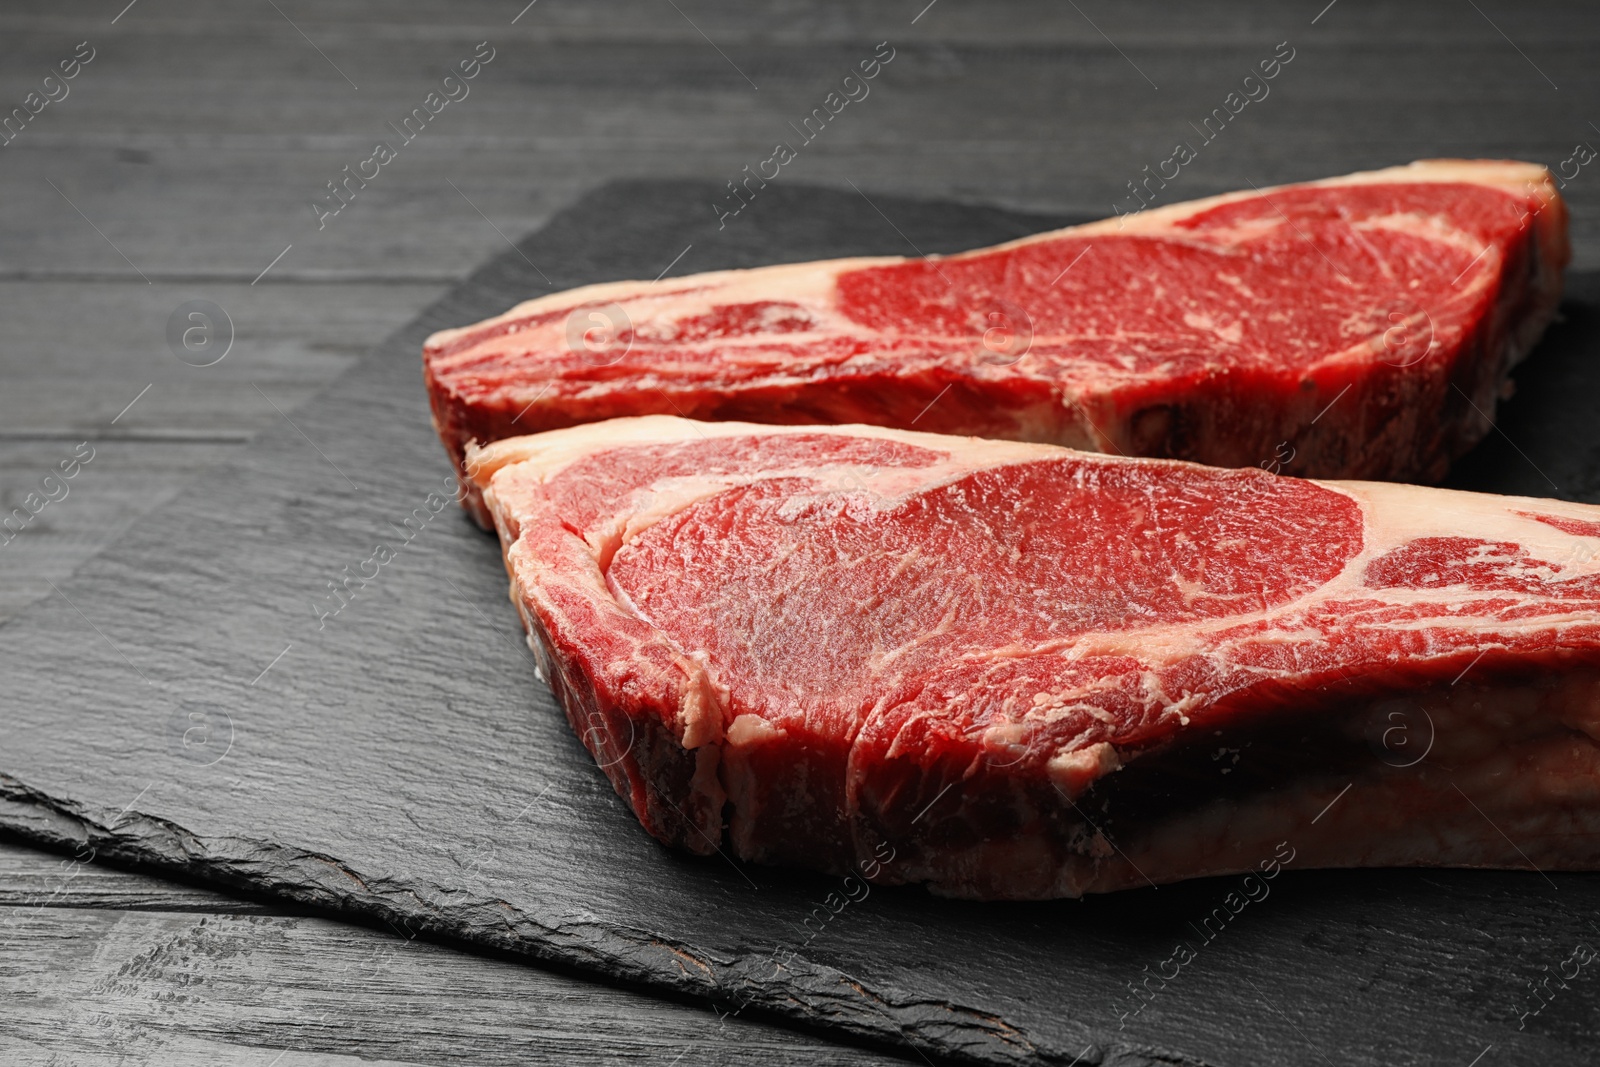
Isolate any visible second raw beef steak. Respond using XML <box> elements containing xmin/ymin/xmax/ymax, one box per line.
<box><xmin>427</xmin><ymin>160</ymin><xmax>1567</xmax><ymax>523</ymax></box>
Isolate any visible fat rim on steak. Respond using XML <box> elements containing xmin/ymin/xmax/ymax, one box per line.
<box><xmin>465</xmin><ymin>417</ymin><xmax>1600</xmax><ymax>899</ymax></box>
<box><xmin>427</xmin><ymin>159</ymin><xmax>1569</xmax><ymax>526</ymax></box>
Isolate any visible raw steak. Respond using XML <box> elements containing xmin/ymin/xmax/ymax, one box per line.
<box><xmin>428</xmin><ymin>160</ymin><xmax>1568</xmax><ymax>525</ymax></box>
<box><xmin>467</xmin><ymin>416</ymin><xmax>1600</xmax><ymax>899</ymax></box>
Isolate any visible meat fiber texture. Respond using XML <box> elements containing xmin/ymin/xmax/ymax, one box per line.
<box><xmin>428</xmin><ymin>160</ymin><xmax>1569</xmax><ymax>526</ymax></box>
<box><xmin>467</xmin><ymin>417</ymin><xmax>1600</xmax><ymax>900</ymax></box>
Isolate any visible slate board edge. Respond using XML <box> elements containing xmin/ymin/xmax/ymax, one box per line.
<box><xmin>0</xmin><ymin>771</ymin><xmax>1196</xmax><ymax>1067</ymax></box>
<box><xmin>0</xmin><ymin>179</ymin><xmax>1203</xmax><ymax>1067</ymax></box>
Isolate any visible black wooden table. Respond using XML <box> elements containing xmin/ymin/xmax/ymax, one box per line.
<box><xmin>3</xmin><ymin>2</ymin><xmax>1598</xmax><ymax>1063</ymax></box>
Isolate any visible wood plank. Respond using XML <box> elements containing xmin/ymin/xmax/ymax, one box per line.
<box><xmin>0</xmin><ymin>281</ymin><xmax>447</xmax><ymax>436</ymax></box>
<box><xmin>0</xmin><ymin>886</ymin><xmax>896</xmax><ymax>1066</ymax></box>
<box><xmin>0</xmin><ymin>14</ymin><xmax>1592</xmax><ymax>280</ymax></box>
<box><xmin>4</xmin><ymin>0</ymin><xmax>1599</xmax><ymax>45</ymax></box>
<box><xmin>0</xmin><ymin>839</ymin><xmax>897</xmax><ymax>1062</ymax></box>
<box><xmin>0</xmin><ymin>839</ymin><xmax>289</xmax><ymax>913</ymax></box>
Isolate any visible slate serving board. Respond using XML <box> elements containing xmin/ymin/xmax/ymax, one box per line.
<box><xmin>5</xmin><ymin>180</ymin><xmax>1600</xmax><ymax>1067</ymax></box>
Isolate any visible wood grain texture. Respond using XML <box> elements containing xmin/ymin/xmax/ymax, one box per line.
<box><xmin>2</xmin><ymin>180</ymin><xmax>1597</xmax><ymax>1067</ymax></box>
<box><xmin>0</xmin><ymin>282</ymin><xmax>447</xmax><ymax>437</ymax></box>
<box><xmin>0</xmin><ymin>844</ymin><xmax>897</xmax><ymax>1067</ymax></box>
<box><xmin>0</xmin><ymin>839</ymin><xmax>290</xmax><ymax>913</ymax></box>
<box><xmin>0</xmin><ymin>0</ymin><xmax>1597</xmax><ymax>280</ymax></box>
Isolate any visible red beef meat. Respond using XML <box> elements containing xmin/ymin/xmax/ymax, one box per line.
<box><xmin>427</xmin><ymin>160</ymin><xmax>1568</xmax><ymax>526</ymax></box>
<box><xmin>466</xmin><ymin>417</ymin><xmax>1600</xmax><ymax>899</ymax></box>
